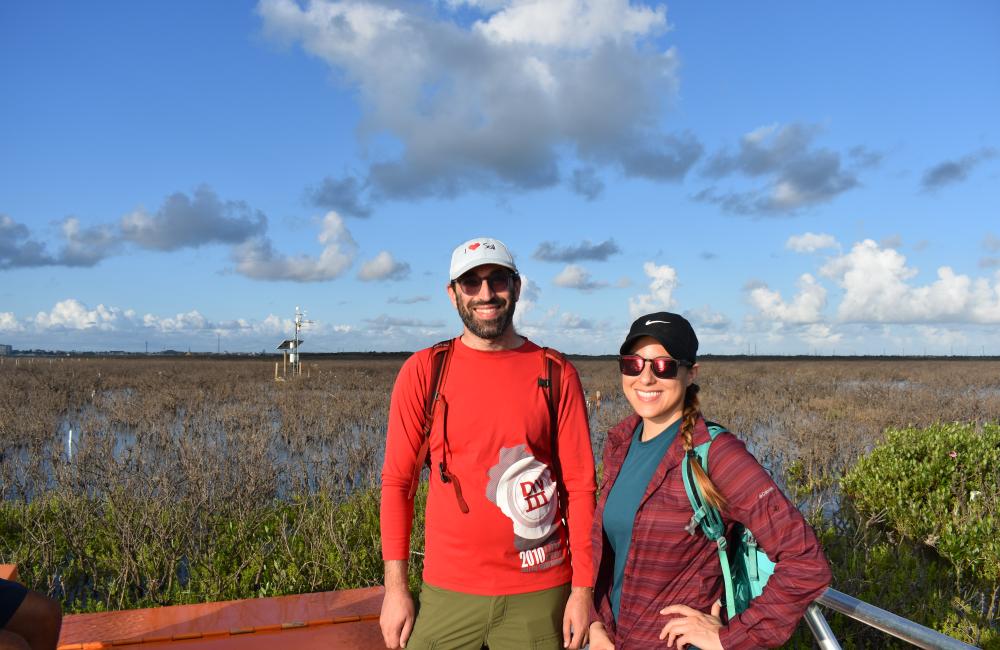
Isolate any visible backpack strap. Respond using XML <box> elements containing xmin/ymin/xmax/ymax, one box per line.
<box><xmin>680</xmin><ymin>422</ymin><xmax>739</xmax><ymax>620</ymax></box>
<box><xmin>538</xmin><ymin>348</ymin><xmax>566</xmax><ymax>523</ymax></box>
<box><xmin>407</xmin><ymin>339</ymin><xmax>455</xmax><ymax>501</ymax></box>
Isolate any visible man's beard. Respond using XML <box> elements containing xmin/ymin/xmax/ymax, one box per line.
<box><xmin>456</xmin><ymin>295</ymin><xmax>517</xmax><ymax>340</ymax></box>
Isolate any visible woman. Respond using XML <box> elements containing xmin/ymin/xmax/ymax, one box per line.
<box><xmin>589</xmin><ymin>313</ymin><xmax>831</xmax><ymax>649</ymax></box>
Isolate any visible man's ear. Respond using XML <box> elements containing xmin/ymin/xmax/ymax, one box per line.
<box><xmin>513</xmin><ymin>276</ymin><xmax>522</xmax><ymax>302</ymax></box>
<box><xmin>446</xmin><ymin>281</ymin><xmax>458</xmax><ymax>309</ymax></box>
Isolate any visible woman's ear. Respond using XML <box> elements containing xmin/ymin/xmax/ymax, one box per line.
<box><xmin>686</xmin><ymin>363</ymin><xmax>700</xmax><ymax>386</ymax></box>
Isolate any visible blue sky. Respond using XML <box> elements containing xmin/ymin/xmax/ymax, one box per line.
<box><xmin>2</xmin><ymin>1</ymin><xmax>998</xmax><ymax>355</ymax></box>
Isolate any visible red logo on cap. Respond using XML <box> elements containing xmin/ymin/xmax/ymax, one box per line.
<box><xmin>468</xmin><ymin>243</ymin><xmax>481</xmax><ymax>250</ymax></box>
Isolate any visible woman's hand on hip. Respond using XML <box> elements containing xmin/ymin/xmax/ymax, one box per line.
<box><xmin>658</xmin><ymin>600</ymin><xmax>723</xmax><ymax>650</ymax></box>
<box><xmin>588</xmin><ymin>621</ymin><xmax>615</xmax><ymax>650</ymax></box>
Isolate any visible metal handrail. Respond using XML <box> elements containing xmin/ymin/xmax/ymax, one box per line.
<box><xmin>809</xmin><ymin>587</ymin><xmax>980</xmax><ymax>649</ymax></box>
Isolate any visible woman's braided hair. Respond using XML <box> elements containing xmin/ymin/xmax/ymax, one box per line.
<box><xmin>679</xmin><ymin>382</ymin><xmax>727</xmax><ymax>510</ymax></box>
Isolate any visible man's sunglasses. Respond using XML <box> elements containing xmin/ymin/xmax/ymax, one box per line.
<box><xmin>453</xmin><ymin>271</ymin><xmax>518</xmax><ymax>296</ymax></box>
<box><xmin>618</xmin><ymin>355</ymin><xmax>691</xmax><ymax>379</ymax></box>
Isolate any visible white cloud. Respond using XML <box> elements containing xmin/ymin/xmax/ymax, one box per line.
<box><xmin>233</xmin><ymin>211</ymin><xmax>357</xmax><ymax>282</ymax></box>
<box><xmin>144</xmin><ymin>311</ymin><xmax>211</xmax><ymax>333</ymax></box>
<box><xmin>33</xmin><ymin>299</ymin><xmax>129</xmax><ymax>331</ymax></box>
<box><xmin>820</xmin><ymin>239</ymin><xmax>1000</xmax><ymax>323</ymax></box>
<box><xmin>914</xmin><ymin>325</ymin><xmax>968</xmax><ymax>351</ymax></box>
<box><xmin>512</xmin><ymin>273</ymin><xmax>539</xmax><ymax>330</ymax></box>
<box><xmin>629</xmin><ymin>262</ymin><xmax>678</xmax><ymax>317</ymax></box>
<box><xmin>0</xmin><ymin>312</ymin><xmax>22</xmax><ymax>332</ymax></box>
<box><xmin>26</xmin><ymin>299</ymin><xmax>309</xmax><ymax>340</ymax></box>
<box><xmin>786</xmin><ymin>232</ymin><xmax>839</xmax><ymax>253</ymax></box>
<box><xmin>687</xmin><ymin>306</ymin><xmax>730</xmax><ymax>331</ymax></box>
<box><xmin>558</xmin><ymin>311</ymin><xmax>595</xmax><ymax>330</ymax></box>
<box><xmin>474</xmin><ymin>0</ymin><xmax>668</xmax><ymax>49</ymax></box>
<box><xmin>260</xmin><ymin>314</ymin><xmax>295</xmax><ymax>335</ymax></box>
<box><xmin>552</xmin><ymin>264</ymin><xmax>607</xmax><ymax>291</ymax></box>
<box><xmin>747</xmin><ymin>273</ymin><xmax>826</xmax><ymax>323</ymax></box>
<box><xmin>357</xmin><ymin>251</ymin><xmax>410</xmax><ymax>281</ymax></box>
<box><xmin>798</xmin><ymin>323</ymin><xmax>842</xmax><ymax>347</ymax></box>
<box><xmin>257</xmin><ymin>0</ymin><xmax>692</xmax><ymax>199</ymax></box>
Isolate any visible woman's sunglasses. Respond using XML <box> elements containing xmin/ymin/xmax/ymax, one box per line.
<box><xmin>453</xmin><ymin>271</ymin><xmax>518</xmax><ymax>296</ymax></box>
<box><xmin>618</xmin><ymin>355</ymin><xmax>691</xmax><ymax>379</ymax></box>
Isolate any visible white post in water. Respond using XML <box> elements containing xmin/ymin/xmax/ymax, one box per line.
<box><xmin>67</xmin><ymin>428</ymin><xmax>74</xmax><ymax>460</ymax></box>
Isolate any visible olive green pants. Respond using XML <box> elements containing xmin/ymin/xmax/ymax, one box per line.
<box><xmin>405</xmin><ymin>582</ymin><xmax>570</xmax><ymax>650</ymax></box>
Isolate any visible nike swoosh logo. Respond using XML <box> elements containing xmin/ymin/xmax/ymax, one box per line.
<box><xmin>645</xmin><ymin>320</ymin><xmax>670</xmax><ymax>325</ymax></box>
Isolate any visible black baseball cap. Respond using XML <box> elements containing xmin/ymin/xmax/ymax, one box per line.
<box><xmin>619</xmin><ymin>312</ymin><xmax>699</xmax><ymax>363</ymax></box>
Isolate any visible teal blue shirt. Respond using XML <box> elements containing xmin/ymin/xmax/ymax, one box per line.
<box><xmin>602</xmin><ymin>418</ymin><xmax>680</xmax><ymax>621</ymax></box>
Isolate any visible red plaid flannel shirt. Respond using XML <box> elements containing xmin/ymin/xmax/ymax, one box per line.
<box><xmin>591</xmin><ymin>414</ymin><xmax>831</xmax><ymax>649</ymax></box>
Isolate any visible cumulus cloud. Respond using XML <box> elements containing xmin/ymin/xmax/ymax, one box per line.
<box><xmin>33</xmin><ymin>299</ymin><xmax>133</xmax><ymax>331</ymax></box>
<box><xmin>57</xmin><ymin>217</ymin><xmax>121</xmax><ymax>266</ymax></box>
<box><xmin>559</xmin><ymin>312</ymin><xmax>595</xmax><ymax>330</ymax></box>
<box><xmin>697</xmin><ymin>123</ymin><xmax>860</xmax><ymax>215</ymax></box>
<box><xmin>552</xmin><ymin>264</ymin><xmax>607</xmax><ymax>291</ymax></box>
<box><xmin>1</xmin><ymin>215</ymin><xmax>122</xmax><ymax>269</ymax></box>
<box><xmin>786</xmin><ymin>232</ymin><xmax>839</xmax><ymax>253</ymax></box>
<box><xmin>306</xmin><ymin>175</ymin><xmax>372</xmax><ymax>218</ymax></box>
<box><xmin>144</xmin><ymin>310</ymin><xmax>211</xmax><ymax>333</ymax></box>
<box><xmin>258</xmin><ymin>0</ymin><xmax>695</xmax><ymax>201</ymax></box>
<box><xmin>1</xmin><ymin>187</ymin><xmax>276</xmax><ymax>272</ymax></box>
<box><xmin>512</xmin><ymin>273</ymin><xmax>540</xmax><ymax>329</ymax></box>
<box><xmin>0</xmin><ymin>214</ymin><xmax>55</xmax><ymax>269</ymax></box>
<box><xmin>474</xmin><ymin>0</ymin><xmax>667</xmax><ymax>48</ymax></box>
<box><xmin>233</xmin><ymin>211</ymin><xmax>357</xmax><ymax>282</ymax></box>
<box><xmin>629</xmin><ymin>262</ymin><xmax>678</xmax><ymax>317</ymax></box>
<box><xmin>22</xmin><ymin>299</ymin><xmax>302</xmax><ymax>338</ymax></box>
<box><xmin>820</xmin><ymin>239</ymin><xmax>1000</xmax><ymax>323</ymax></box>
<box><xmin>687</xmin><ymin>306</ymin><xmax>730</xmax><ymax>331</ymax></box>
<box><xmin>0</xmin><ymin>312</ymin><xmax>23</xmax><ymax>332</ymax></box>
<box><xmin>747</xmin><ymin>273</ymin><xmax>826</xmax><ymax>323</ymax></box>
<box><xmin>799</xmin><ymin>323</ymin><xmax>843</xmax><ymax>347</ymax></box>
<box><xmin>921</xmin><ymin>148</ymin><xmax>997</xmax><ymax>191</ymax></box>
<box><xmin>357</xmin><ymin>251</ymin><xmax>410</xmax><ymax>281</ymax></box>
<box><xmin>533</xmin><ymin>238</ymin><xmax>620</xmax><ymax>262</ymax></box>
<box><xmin>121</xmin><ymin>186</ymin><xmax>266</xmax><ymax>251</ymax></box>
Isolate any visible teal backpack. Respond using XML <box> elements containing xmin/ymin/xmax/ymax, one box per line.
<box><xmin>680</xmin><ymin>423</ymin><xmax>776</xmax><ymax>621</ymax></box>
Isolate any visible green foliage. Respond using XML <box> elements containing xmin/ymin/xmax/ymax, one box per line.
<box><xmin>835</xmin><ymin>422</ymin><xmax>1000</xmax><ymax>646</ymax></box>
<box><xmin>841</xmin><ymin>422</ymin><xmax>1000</xmax><ymax>583</ymax></box>
<box><xmin>0</xmin><ymin>482</ymin><xmax>429</xmax><ymax>614</ymax></box>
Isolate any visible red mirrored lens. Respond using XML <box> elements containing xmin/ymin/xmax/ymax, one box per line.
<box><xmin>618</xmin><ymin>355</ymin><xmax>679</xmax><ymax>379</ymax></box>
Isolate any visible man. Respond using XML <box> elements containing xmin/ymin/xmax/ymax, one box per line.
<box><xmin>379</xmin><ymin>237</ymin><xmax>595</xmax><ymax>650</ymax></box>
<box><xmin>0</xmin><ymin>578</ymin><xmax>62</xmax><ymax>650</ymax></box>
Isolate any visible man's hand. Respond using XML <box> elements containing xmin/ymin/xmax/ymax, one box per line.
<box><xmin>588</xmin><ymin>621</ymin><xmax>615</xmax><ymax>650</ymax></box>
<box><xmin>380</xmin><ymin>560</ymin><xmax>415</xmax><ymax>649</ymax></box>
<box><xmin>561</xmin><ymin>586</ymin><xmax>592</xmax><ymax>649</ymax></box>
<box><xmin>658</xmin><ymin>600</ymin><xmax>723</xmax><ymax>650</ymax></box>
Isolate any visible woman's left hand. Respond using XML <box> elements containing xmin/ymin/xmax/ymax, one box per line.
<box><xmin>658</xmin><ymin>601</ymin><xmax>723</xmax><ymax>650</ymax></box>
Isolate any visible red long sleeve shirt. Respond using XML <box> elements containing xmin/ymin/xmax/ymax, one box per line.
<box><xmin>380</xmin><ymin>338</ymin><xmax>596</xmax><ymax>595</ymax></box>
<box><xmin>592</xmin><ymin>414</ymin><xmax>831</xmax><ymax>649</ymax></box>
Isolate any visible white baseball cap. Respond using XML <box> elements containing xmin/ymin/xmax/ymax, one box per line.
<box><xmin>449</xmin><ymin>237</ymin><xmax>517</xmax><ymax>280</ymax></box>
